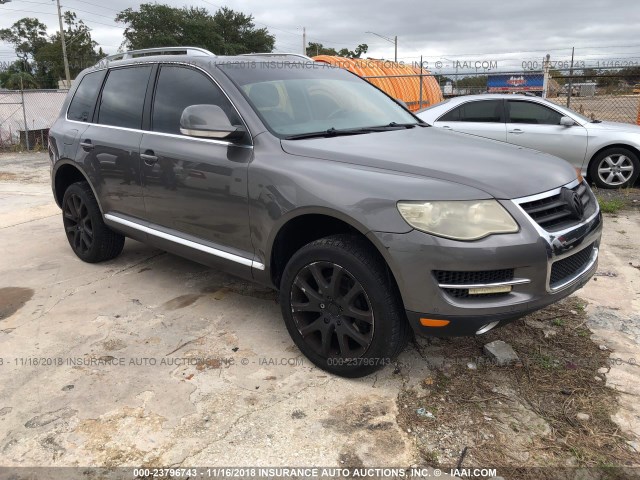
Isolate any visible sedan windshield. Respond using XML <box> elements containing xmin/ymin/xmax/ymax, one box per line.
<box><xmin>219</xmin><ymin>61</ymin><xmax>419</xmax><ymax>137</ymax></box>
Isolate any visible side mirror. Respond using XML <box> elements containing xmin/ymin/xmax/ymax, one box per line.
<box><xmin>180</xmin><ymin>105</ymin><xmax>245</xmax><ymax>140</ymax></box>
<box><xmin>560</xmin><ymin>116</ymin><xmax>575</xmax><ymax>127</ymax></box>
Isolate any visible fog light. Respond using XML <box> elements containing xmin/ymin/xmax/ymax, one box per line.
<box><xmin>419</xmin><ymin>318</ymin><xmax>450</xmax><ymax>327</ymax></box>
<box><xmin>468</xmin><ymin>285</ymin><xmax>512</xmax><ymax>295</ymax></box>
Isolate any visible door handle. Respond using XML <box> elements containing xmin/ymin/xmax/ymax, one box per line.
<box><xmin>509</xmin><ymin>129</ymin><xmax>524</xmax><ymax>134</ymax></box>
<box><xmin>141</xmin><ymin>152</ymin><xmax>158</xmax><ymax>165</ymax></box>
<box><xmin>442</xmin><ymin>125</ymin><xmax>452</xmax><ymax>129</ymax></box>
<box><xmin>80</xmin><ymin>140</ymin><xmax>94</xmax><ymax>150</ymax></box>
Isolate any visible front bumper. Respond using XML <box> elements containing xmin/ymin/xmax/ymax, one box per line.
<box><xmin>369</xmin><ymin>181</ymin><xmax>603</xmax><ymax>337</ymax></box>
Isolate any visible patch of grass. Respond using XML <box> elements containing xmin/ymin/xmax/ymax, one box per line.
<box><xmin>598</xmin><ymin>197</ymin><xmax>625</xmax><ymax>213</ymax></box>
<box><xmin>552</xmin><ymin>318</ymin><xmax>566</xmax><ymax>327</ymax></box>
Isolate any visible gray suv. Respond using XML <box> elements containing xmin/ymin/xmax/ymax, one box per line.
<box><xmin>49</xmin><ymin>48</ymin><xmax>602</xmax><ymax>377</ymax></box>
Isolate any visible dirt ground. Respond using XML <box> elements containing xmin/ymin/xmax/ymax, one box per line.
<box><xmin>0</xmin><ymin>152</ymin><xmax>638</xmax><ymax>478</ymax></box>
<box><xmin>547</xmin><ymin>95</ymin><xmax>640</xmax><ymax>124</ymax></box>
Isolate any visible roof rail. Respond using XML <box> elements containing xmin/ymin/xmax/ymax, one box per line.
<box><xmin>103</xmin><ymin>47</ymin><xmax>216</xmax><ymax>62</ymax></box>
<box><xmin>240</xmin><ymin>52</ymin><xmax>315</xmax><ymax>61</ymax></box>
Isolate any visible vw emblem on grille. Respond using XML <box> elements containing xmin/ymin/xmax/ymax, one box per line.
<box><xmin>561</xmin><ymin>187</ymin><xmax>584</xmax><ymax>220</ymax></box>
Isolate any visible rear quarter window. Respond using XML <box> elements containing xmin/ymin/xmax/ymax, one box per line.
<box><xmin>67</xmin><ymin>70</ymin><xmax>106</xmax><ymax>122</ymax></box>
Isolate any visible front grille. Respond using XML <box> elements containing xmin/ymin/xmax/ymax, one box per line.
<box><xmin>550</xmin><ymin>243</ymin><xmax>595</xmax><ymax>288</ymax></box>
<box><xmin>434</xmin><ymin>269</ymin><xmax>514</xmax><ymax>299</ymax></box>
<box><xmin>520</xmin><ymin>182</ymin><xmax>594</xmax><ymax>231</ymax></box>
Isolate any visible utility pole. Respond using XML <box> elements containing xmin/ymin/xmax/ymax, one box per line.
<box><xmin>394</xmin><ymin>36</ymin><xmax>397</xmax><ymax>63</ymax></box>
<box><xmin>542</xmin><ymin>53</ymin><xmax>550</xmax><ymax>98</ymax></box>
<box><xmin>302</xmin><ymin>27</ymin><xmax>306</xmax><ymax>56</ymax></box>
<box><xmin>20</xmin><ymin>75</ymin><xmax>30</xmax><ymax>150</ymax></box>
<box><xmin>366</xmin><ymin>31</ymin><xmax>398</xmax><ymax>63</ymax></box>
<box><xmin>567</xmin><ymin>47</ymin><xmax>575</xmax><ymax>108</ymax></box>
<box><xmin>418</xmin><ymin>55</ymin><xmax>423</xmax><ymax>109</ymax></box>
<box><xmin>56</xmin><ymin>0</ymin><xmax>72</xmax><ymax>88</ymax></box>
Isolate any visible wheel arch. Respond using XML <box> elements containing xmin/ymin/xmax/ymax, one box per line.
<box><xmin>266</xmin><ymin>208</ymin><xmax>403</xmax><ymax>299</ymax></box>
<box><xmin>53</xmin><ymin>161</ymin><xmax>103</xmax><ymax>213</ymax></box>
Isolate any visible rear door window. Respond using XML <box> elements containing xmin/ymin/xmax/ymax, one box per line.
<box><xmin>97</xmin><ymin>66</ymin><xmax>153</xmax><ymax>129</ymax></box>
<box><xmin>67</xmin><ymin>70</ymin><xmax>105</xmax><ymax>122</ymax></box>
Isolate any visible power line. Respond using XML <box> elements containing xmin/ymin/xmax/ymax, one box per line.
<box><xmin>0</xmin><ymin>7</ymin><xmax>58</xmax><ymax>16</ymax></box>
<box><xmin>61</xmin><ymin>5</ymin><xmax>118</xmax><ymax>20</ymax></box>
<box><xmin>197</xmin><ymin>0</ymin><xmax>350</xmax><ymax>48</ymax></box>
<box><xmin>64</xmin><ymin>0</ymin><xmax>120</xmax><ymax>13</ymax></box>
<box><xmin>12</xmin><ymin>0</ymin><xmax>53</xmax><ymax>5</ymax></box>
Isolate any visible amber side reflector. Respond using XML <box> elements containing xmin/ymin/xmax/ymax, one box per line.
<box><xmin>576</xmin><ymin>168</ymin><xmax>584</xmax><ymax>183</ymax></box>
<box><xmin>419</xmin><ymin>318</ymin><xmax>450</xmax><ymax>327</ymax></box>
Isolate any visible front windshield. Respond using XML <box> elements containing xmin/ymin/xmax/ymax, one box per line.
<box><xmin>219</xmin><ymin>62</ymin><xmax>419</xmax><ymax>137</ymax></box>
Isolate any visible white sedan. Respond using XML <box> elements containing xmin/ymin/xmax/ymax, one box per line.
<box><xmin>417</xmin><ymin>94</ymin><xmax>640</xmax><ymax>189</ymax></box>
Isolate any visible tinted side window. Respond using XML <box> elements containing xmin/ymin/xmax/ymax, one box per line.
<box><xmin>508</xmin><ymin>101</ymin><xmax>562</xmax><ymax>125</ymax></box>
<box><xmin>439</xmin><ymin>106</ymin><xmax>461</xmax><ymax>122</ymax></box>
<box><xmin>459</xmin><ymin>100</ymin><xmax>503</xmax><ymax>122</ymax></box>
<box><xmin>438</xmin><ymin>100</ymin><xmax>503</xmax><ymax>123</ymax></box>
<box><xmin>98</xmin><ymin>66</ymin><xmax>152</xmax><ymax>129</ymax></box>
<box><xmin>67</xmin><ymin>71</ymin><xmax>105</xmax><ymax>122</ymax></box>
<box><xmin>152</xmin><ymin>66</ymin><xmax>242</xmax><ymax>135</ymax></box>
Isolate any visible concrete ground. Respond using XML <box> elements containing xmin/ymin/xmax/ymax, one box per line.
<box><xmin>0</xmin><ymin>152</ymin><xmax>638</xmax><ymax>470</ymax></box>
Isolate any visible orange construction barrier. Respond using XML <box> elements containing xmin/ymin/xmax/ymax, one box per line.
<box><xmin>312</xmin><ymin>56</ymin><xmax>443</xmax><ymax>111</ymax></box>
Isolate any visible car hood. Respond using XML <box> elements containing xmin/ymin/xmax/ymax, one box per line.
<box><xmin>280</xmin><ymin>127</ymin><xmax>577</xmax><ymax>199</ymax></box>
<box><xmin>584</xmin><ymin>120</ymin><xmax>640</xmax><ymax>133</ymax></box>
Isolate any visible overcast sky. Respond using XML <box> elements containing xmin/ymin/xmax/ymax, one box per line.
<box><xmin>2</xmin><ymin>0</ymin><xmax>640</xmax><ymax>73</ymax></box>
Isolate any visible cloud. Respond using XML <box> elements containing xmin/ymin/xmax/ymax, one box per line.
<box><xmin>2</xmin><ymin>0</ymin><xmax>639</xmax><ymax>72</ymax></box>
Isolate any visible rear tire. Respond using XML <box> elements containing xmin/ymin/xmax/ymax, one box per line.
<box><xmin>62</xmin><ymin>182</ymin><xmax>125</xmax><ymax>263</ymax></box>
<box><xmin>279</xmin><ymin>234</ymin><xmax>410</xmax><ymax>378</ymax></box>
<box><xmin>588</xmin><ymin>147</ymin><xmax>639</xmax><ymax>189</ymax></box>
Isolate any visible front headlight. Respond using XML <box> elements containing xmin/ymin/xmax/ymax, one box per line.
<box><xmin>397</xmin><ymin>200</ymin><xmax>519</xmax><ymax>241</ymax></box>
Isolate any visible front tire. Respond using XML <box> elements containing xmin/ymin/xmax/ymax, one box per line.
<box><xmin>279</xmin><ymin>234</ymin><xmax>410</xmax><ymax>378</ymax></box>
<box><xmin>62</xmin><ymin>182</ymin><xmax>125</xmax><ymax>263</ymax></box>
<box><xmin>588</xmin><ymin>147</ymin><xmax>639</xmax><ymax>189</ymax></box>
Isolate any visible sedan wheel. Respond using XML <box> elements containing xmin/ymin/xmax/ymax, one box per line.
<box><xmin>597</xmin><ymin>154</ymin><xmax>634</xmax><ymax>187</ymax></box>
<box><xmin>589</xmin><ymin>147</ymin><xmax>639</xmax><ymax>189</ymax></box>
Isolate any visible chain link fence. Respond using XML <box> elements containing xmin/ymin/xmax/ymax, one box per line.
<box><xmin>547</xmin><ymin>70</ymin><xmax>639</xmax><ymax>124</ymax></box>
<box><xmin>419</xmin><ymin>69</ymin><xmax>640</xmax><ymax>124</ymax></box>
<box><xmin>0</xmin><ymin>89</ymin><xmax>68</xmax><ymax>150</ymax></box>
<box><xmin>1</xmin><ymin>68</ymin><xmax>639</xmax><ymax>150</ymax></box>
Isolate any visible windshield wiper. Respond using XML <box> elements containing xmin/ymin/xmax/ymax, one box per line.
<box><xmin>284</xmin><ymin>123</ymin><xmax>422</xmax><ymax>140</ymax></box>
<box><xmin>591</xmin><ymin>119</ymin><xmax>602</xmax><ymax>123</ymax></box>
<box><xmin>284</xmin><ymin>127</ymin><xmax>373</xmax><ymax>140</ymax></box>
<box><xmin>366</xmin><ymin>122</ymin><xmax>419</xmax><ymax>131</ymax></box>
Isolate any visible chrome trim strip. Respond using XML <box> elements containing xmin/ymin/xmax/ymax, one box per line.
<box><xmin>549</xmin><ymin>246</ymin><xmax>598</xmax><ymax>292</ymax></box>
<box><xmin>104</xmin><ymin>213</ymin><xmax>265</xmax><ymax>271</ymax></box>
<box><xmin>512</xmin><ymin>178</ymin><xmax>581</xmax><ymax>204</ymax></box>
<box><xmin>438</xmin><ymin>278</ymin><xmax>531</xmax><ymax>289</ymax></box>
<box><xmin>65</xmin><ymin>119</ymin><xmax>253</xmax><ymax>149</ymax></box>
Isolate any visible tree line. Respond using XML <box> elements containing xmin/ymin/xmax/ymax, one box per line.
<box><xmin>0</xmin><ymin>3</ymin><xmax>368</xmax><ymax>89</ymax></box>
